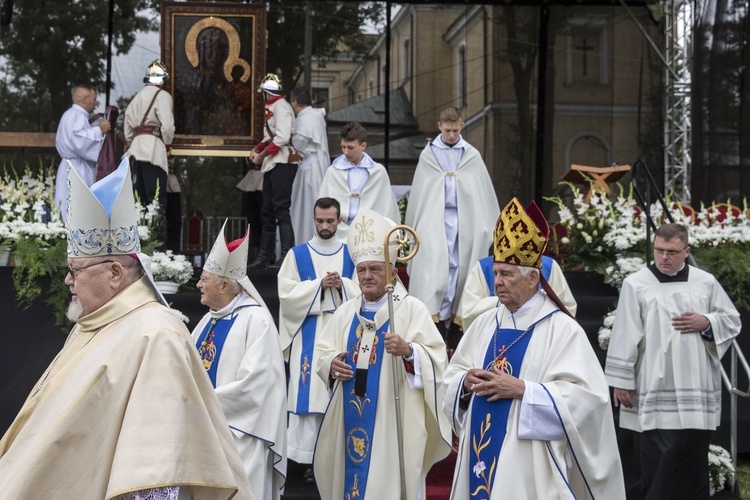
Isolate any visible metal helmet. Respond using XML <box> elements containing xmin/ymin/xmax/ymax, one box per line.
<box><xmin>144</xmin><ymin>59</ymin><xmax>169</xmax><ymax>85</ymax></box>
<box><xmin>258</xmin><ymin>73</ymin><xmax>283</xmax><ymax>95</ymax></box>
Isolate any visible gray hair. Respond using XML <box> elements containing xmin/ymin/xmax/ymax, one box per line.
<box><xmin>517</xmin><ymin>265</ymin><xmax>539</xmax><ymax>278</ymax></box>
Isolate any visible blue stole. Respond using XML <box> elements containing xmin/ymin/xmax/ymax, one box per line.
<box><xmin>342</xmin><ymin>310</ymin><xmax>387</xmax><ymax>500</ymax></box>
<box><xmin>292</xmin><ymin>243</ymin><xmax>355</xmax><ymax>414</ymax></box>
<box><xmin>195</xmin><ymin>305</ymin><xmax>255</xmax><ymax>387</ymax></box>
<box><xmin>480</xmin><ymin>255</ymin><xmax>554</xmax><ymax>294</ymax></box>
<box><xmin>468</xmin><ymin>314</ymin><xmax>539</xmax><ymax>499</ymax></box>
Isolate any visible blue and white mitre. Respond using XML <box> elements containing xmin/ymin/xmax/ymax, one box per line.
<box><xmin>346</xmin><ymin>209</ymin><xmax>400</xmax><ymax>266</ymax></box>
<box><xmin>204</xmin><ymin>219</ymin><xmax>269</xmax><ymax>310</ymax></box>
<box><xmin>66</xmin><ymin>158</ymin><xmax>140</xmax><ymax>258</ymax></box>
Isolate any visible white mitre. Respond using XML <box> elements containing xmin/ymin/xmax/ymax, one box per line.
<box><xmin>66</xmin><ymin>158</ymin><xmax>175</xmax><ymax>310</ymax></box>
<box><xmin>204</xmin><ymin>219</ymin><xmax>269</xmax><ymax>310</ymax></box>
<box><xmin>67</xmin><ymin>158</ymin><xmax>139</xmax><ymax>257</ymax></box>
<box><xmin>347</xmin><ymin>209</ymin><xmax>400</xmax><ymax>266</ymax></box>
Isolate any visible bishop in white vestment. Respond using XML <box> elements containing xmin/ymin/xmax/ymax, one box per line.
<box><xmin>443</xmin><ymin>198</ymin><xmax>625</xmax><ymax>499</ymax></box>
<box><xmin>313</xmin><ymin>209</ymin><xmax>451</xmax><ymax>499</ymax></box>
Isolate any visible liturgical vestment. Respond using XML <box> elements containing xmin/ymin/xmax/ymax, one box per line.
<box><xmin>444</xmin><ymin>294</ymin><xmax>625</xmax><ymax>499</ymax></box>
<box><xmin>0</xmin><ymin>277</ymin><xmax>253</xmax><ymax>500</ymax></box>
<box><xmin>313</xmin><ymin>282</ymin><xmax>451</xmax><ymax>499</ymax></box>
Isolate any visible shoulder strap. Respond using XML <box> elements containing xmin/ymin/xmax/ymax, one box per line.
<box><xmin>140</xmin><ymin>88</ymin><xmax>162</xmax><ymax>127</ymax></box>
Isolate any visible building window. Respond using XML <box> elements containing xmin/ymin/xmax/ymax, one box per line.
<box><xmin>312</xmin><ymin>87</ymin><xmax>330</xmax><ymax>112</ymax></box>
<box><xmin>457</xmin><ymin>45</ymin><xmax>467</xmax><ymax>108</ymax></box>
<box><xmin>402</xmin><ymin>39</ymin><xmax>411</xmax><ymax>83</ymax></box>
<box><xmin>368</xmin><ymin>80</ymin><xmax>374</xmax><ymax>99</ymax></box>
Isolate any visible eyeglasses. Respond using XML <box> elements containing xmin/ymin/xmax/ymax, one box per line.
<box><xmin>67</xmin><ymin>260</ymin><xmax>115</xmax><ymax>278</ymax></box>
<box><xmin>198</xmin><ymin>274</ymin><xmax>215</xmax><ymax>283</ymax></box>
<box><xmin>653</xmin><ymin>246</ymin><xmax>688</xmax><ymax>257</ymax></box>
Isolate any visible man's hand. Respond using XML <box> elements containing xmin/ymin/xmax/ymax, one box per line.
<box><xmin>384</xmin><ymin>333</ymin><xmax>411</xmax><ymax>357</ymax></box>
<box><xmin>465</xmin><ymin>367</ymin><xmax>525</xmax><ymax>401</ymax></box>
<box><xmin>672</xmin><ymin>312</ymin><xmax>710</xmax><ymax>334</ymax></box>
<box><xmin>98</xmin><ymin>120</ymin><xmax>111</xmax><ymax>134</ymax></box>
<box><xmin>613</xmin><ymin>388</ymin><xmax>635</xmax><ymax>408</ymax></box>
<box><xmin>330</xmin><ymin>352</ymin><xmax>353</xmax><ymax>381</ymax></box>
<box><xmin>322</xmin><ymin>271</ymin><xmax>342</xmax><ymax>290</ymax></box>
<box><xmin>249</xmin><ymin>150</ymin><xmax>266</xmax><ymax>165</ymax></box>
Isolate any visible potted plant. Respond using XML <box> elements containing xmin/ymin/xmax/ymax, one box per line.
<box><xmin>150</xmin><ymin>250</ymin><xmax>194</xmax><ymax>294</ymax></box>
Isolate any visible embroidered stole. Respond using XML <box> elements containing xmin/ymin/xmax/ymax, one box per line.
<box><xmin>342</xmin><ymin>310</ymin><xmax>387</xmax><ymax>500</ymax></box>
<box><xmin>195</xmin><ymin>305</ymin><xmax>255</xmax><ymax>387</ymax></box>
<box><xmin>293</xmin><ymin>243</ymin><xmax>355</xmax><ymax>414</ymax></box>
<box><xmin>468</xmin><ymin>316</ymin><xmax>536</xmax><ymax>499</ymax></box>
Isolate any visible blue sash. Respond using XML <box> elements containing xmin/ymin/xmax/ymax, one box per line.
<box><xmin>292</xmin><ymin>243</ymin><xmax>356</xmax><ymax>414</ymax></box>
<box><xmin>195</xmin><ymin>305</ymin><xmax>255</xmax><ymax>387</ymax></box>
<box><xmin>479</xmin><ymin>256</ymin><xmax>494</xmax><ymax>295</ymax></box>
<box><xmin>480</xmin><ymin>255</ymin><xmax>554</xmax><ymax>293</ymax></box>
<box><xmin>342</xmin><ymin>311</ymin><xmax>387</xmax><ymax>500</ymax></box>
<box><xmin>468</xmin><ymin>318</ymin><xmax>535</xmax><ymax>499</ymax></box>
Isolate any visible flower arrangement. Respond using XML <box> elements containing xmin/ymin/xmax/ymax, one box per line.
<box><xmin>547</xmin><ymin>179</ymin><xmax>750</xmax><ymax>349</ymax></box>
<box><xmin>150</xmin><ymin>251</ymin><xmax>193</xmax><ymax>285</ymax></box>
<box><xmin>708</xmin><ymin>444</ymin><xmax>735</xmax><ymax>493</ymax></box>
<box><xmin>0</xmin><ymin>164</ymin><xmax>172</xmax><ymax>326</ymax></box>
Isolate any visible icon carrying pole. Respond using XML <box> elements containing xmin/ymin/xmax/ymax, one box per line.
<box><xmin>382</xmin><ymin>224</ymin><xmax>420</xmax><ymax>500</ymax></box>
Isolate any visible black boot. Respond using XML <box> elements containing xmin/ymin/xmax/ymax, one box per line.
<box><xmin>270</xmin><ymin>223</ymin><xmax>295</xmax><ymax>268</ymax></box>
<box><xmin>249</xmin><ymin>231</ymin><xmax>276</xmax><ymax>268</ymax></box>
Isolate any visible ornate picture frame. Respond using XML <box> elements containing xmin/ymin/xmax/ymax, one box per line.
<box><xmin>161</xmin><ymin>1</ymin><xmax>266</xmax><ymax>156</ymax></box>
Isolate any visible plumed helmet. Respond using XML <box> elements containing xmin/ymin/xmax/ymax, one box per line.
<box><xmin>144</xmin><ymin>59</ymin><xmax>169</xmax><ymax>85</ymax></box>
<box><xmin>258</xmin><ymin>73</ymin><xmax>283</xmax><ymax>95</ymax></box>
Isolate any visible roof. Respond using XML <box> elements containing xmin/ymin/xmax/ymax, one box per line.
<box><xmin>326</xmin><ymin>87</ymin><xmax>419</xmax><ymax>129</ymax></box>
<box><xmin>366</xmin><ymin>132</ymin><xmax>429</xmax><ymax>162</ymax></box>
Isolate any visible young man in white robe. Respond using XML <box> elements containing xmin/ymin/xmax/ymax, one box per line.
<box><xmin>443</xmin><ymin>198</ymin><xmax>625</xmax><ymax>499</ymax></box>
<box><xmin>313</xmin><ymin>209</ymin><xmax>451</xmax><ymax>499</ymax></box>
<box><xmin>457</xmin><ymin>253</ymin><xmax>577</xmax><ymax>331</ymax></box>
<box><xmin>0</xmin><ymin>159</ymin><xmax>252</xmax><ymax>500</ymax></box>
<box><xmin>405</xmin><ymin>107</ymin><xmax>500</xmax><ymax>350</ymax></box>
<box><xmin>193</xmin><ymin>222</ymin><xmax>287</xmax><ymax>500</ymax></box>
<box><xmin>278</xmin><ymin>197</ymin><xmax>359</xmax><ymax>478</ymax></box>
<box><xmin>290</xmin><ymin>87</ymin><xmax>330</xmax><ymax>245</ymax></box>
<box><xmin>605</xmin><ymin>223</ymin><xmax>741</xmax><ymax>499</ymax></box>
<box><xmin>318</xmin><ymin>122</ymin><xmax>400</xmax><ymax>242</ymax></box>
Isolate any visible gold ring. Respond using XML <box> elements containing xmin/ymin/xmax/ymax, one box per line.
<box><xmin>334</xmin><ymin>371</ymin><xmax>339</xmax><ymax>378</ymax></box>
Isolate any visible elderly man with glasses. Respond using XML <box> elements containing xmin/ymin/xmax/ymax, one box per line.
<box><xmin>0</xmin><ymin>160</ymin><xmax>252</xmax><ymax>499</ymax></box>
<box><xmin>606</xmin><ymin>222</ymin><xmax>742</xmax><ymax>499</ymax></box>
<box><xmin>192</xmin><ymin>221</ymin><xmax>287</xmax><ymax>500</ymax></box>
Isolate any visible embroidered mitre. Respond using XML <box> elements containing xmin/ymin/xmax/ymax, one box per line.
<box><xmin>493</xmin><ymin>197</ymin><xmax>549</xmax><ymax>269</ymax></box>
<box><xmin>347</xmin><ymin>209</ymin><xmax>401</xmax><ymax>266</ymax></box>
<box><xmin>67</xmin><ymin>158</ymin><xmax>140</xmax><ymax>258</ymax></box>
<box><xmin>204</xmin><ymin>220</ymin><xmax>249</xmax><ymax>280</ymax></box>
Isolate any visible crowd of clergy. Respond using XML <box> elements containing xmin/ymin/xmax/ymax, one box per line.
<box><xmin>0</xmin><ymin>70</ymin><xmax>740</xmax><ymax>500</ymax></box>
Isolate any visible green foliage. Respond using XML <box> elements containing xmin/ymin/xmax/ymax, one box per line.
<box><xmin>0</xmin><ymin>1</ymin><xmax>154</xmax><ymax>131</ymax></box>
<box><xmin>11</xmin><ymin>236</ymin><xmax>70</xmax><ymax>328</ymax></box>
<box><xmin>692</xmin><ymin>244</ymin><xmax>750</xmax><ymax>311</ymax></box>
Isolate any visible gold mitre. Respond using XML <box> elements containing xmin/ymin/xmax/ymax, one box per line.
<box><xmin>493</xmin><ymin>197</ymin><xmax>549</xmax><ymax>268</ymax></box>
<box><xmin>204</xmin><ymin>220</ymin><xmax>249</xmax><ymax>280</ymax></box>
<box><xmin>67</xmin><ymin>158</ymin><xmax>140</xmax><ymax>258</ymax></box>
<box><xmin>347</xmin><ymin>209</ymin><xmax>400</xmax><ymax>266</ymax></box>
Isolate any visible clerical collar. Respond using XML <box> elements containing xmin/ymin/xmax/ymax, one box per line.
<box><xmin>502</xmin><ymin>291</ymin><xmax>543</xmax><ymax>329</ymax></box>
<box><xmin>332</xmin><ymin>151</ymin><xmax>374</xmax><ymax>170</ymax></box>
<box><xmin>361</xmin><ymin>293</ymin><xmax>388</xmax><ymax>312</ymax></box>
<box><xmin>648</xmin><ymin>262</ymin><xmax>689</xmax><ymax>283</ymax></box>
<box><xmin>309</xmin><ymin>233</ymin><xmax>341</xmax><ymax>254</ymax></box>
<box><xmin>209</xmin><ymin>290</ymin><xmax>250</xmax><ymax>318</ymax></box>
<box><xmin>433</xmin><ymin>134</ymin><xmax>467</xmax><ymax>150</ymax></box>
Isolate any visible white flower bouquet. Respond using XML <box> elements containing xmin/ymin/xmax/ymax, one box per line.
<box><xmin>150</xmin><ymin>251</ymin><xmax>194</xmax><ymax>285</ymax></box>
<box><xmin>708</xmin><ymin>444</ymin><xmax>735</xmax><ymax>493</ymax></box>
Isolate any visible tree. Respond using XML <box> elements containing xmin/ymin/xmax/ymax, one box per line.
<box><xmin>263</xmin><ymin>0</ymin><xmax>382</xmax><ymax>90</ymax></box>
<box><xmin>0</xmin><ymin>0</ymin><xmax>153</xmax><ymax>132</ymax></box>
